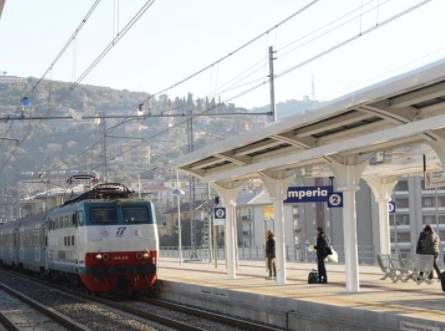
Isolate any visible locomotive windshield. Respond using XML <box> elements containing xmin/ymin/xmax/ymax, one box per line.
<box><xmin>122</xmin><ymin>207</ymin><xmax>149</xmax><ymax>224</ymax></box>
<box><xmin>90</xmin><ymin>207</ymin><xmax>118</xmax><ymax>225</ymax></box>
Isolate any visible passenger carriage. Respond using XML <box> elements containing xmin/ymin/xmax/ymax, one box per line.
<box><xmin>0</xmin><ymin>221</ymin><xmax>19</xmax><ymax>267</ymax></box>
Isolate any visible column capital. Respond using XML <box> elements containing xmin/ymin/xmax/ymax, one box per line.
<box><xmin>211</xmin><ymin>181</ymin><xmax>242</xmax><ymax>207</ymax></box>
<box><xmin>260</xmin><ymin>172</ymin><xmax>293</xmax><ymax>200</ymax></box>
<box><xmin>429</xmin><ymin>140</ymin><xmax>445</xmax><ymax>167</ymax></box>
<box><xmin>363</xmin><ymin>175</ymin><xmax>399</xmax><ymax>202</ymax></box>
<box><xmin>329</xmin><ymin>159</ymin><xmax>368</xmax><ymax>192</ymax></box>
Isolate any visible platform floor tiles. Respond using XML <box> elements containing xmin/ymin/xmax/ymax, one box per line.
<box><xmin>159</xmin><ymin>258</ymin><xmax>445</xmax><ymax>324</ymax></box>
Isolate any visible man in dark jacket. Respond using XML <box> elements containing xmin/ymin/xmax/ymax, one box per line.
<box><xmin>314</xmin><ymin>227</ymin><xmax>329</xmax><ymax>283</ymax></box>
<box><xmin>265</xmin><ymin>230</ymin><xmax>276</xmax><ymax>279</ymax></box>
<box><xmin>417</xmin><ymin>224</ymin><xmax>441</xmax><ymax>279</ymax></box>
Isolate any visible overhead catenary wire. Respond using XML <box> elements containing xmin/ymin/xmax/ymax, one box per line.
<box><xmin>60</xmin><ymin>0</ymin><xmax>157</xmax><ymax>104</ymax></box>
<box><xmin>35</xmin><ymin>0</ymin><xmax>432</xmax><ymax>180</ymax></box>
<box><xmin>30</xmin><ymin>0</ymin><xmax>103</xmax><ymax>96</ymax></box>
<box><xmin>48</xmin><ymin>0</ymin><xmax>432</xmax><ymax>178</ymax></box>
<box><xmin>41</xmin><ymin>0</ymin><xmax>321</xmax><ymax>176</ymax></box>
<box><xmin>0</xmin><ymin>0</ymin><xmax>103</xmax><ymax>178</ymax></box>
<box><xmin>0</xmin><ymin>0</ymin><xmax>158</xmax><ymax>178</ymax></box>
<box><xmin>276</xmin><ymin>0</ymin><xmax>432</xmax><ymax>79</ymax></box>
<box><xmin>278</xmin><ymin>0</ymin><xmax>392</xmax><ymax>58</ymax></box>
<box><xmin>138</xmin><ymin>0</ymin><xmax>321</xmax><ymax>107</ymax></box>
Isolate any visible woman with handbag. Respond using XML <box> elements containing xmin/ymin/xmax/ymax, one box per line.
<box><xmin>314</xmin><ymin>226</ymin><xmax>331</xmax><ymax>284</ymax></box>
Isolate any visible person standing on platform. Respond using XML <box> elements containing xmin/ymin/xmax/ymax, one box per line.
<box><xmin>416</xmin><ymin>224</ymin><xmax>441</xmax><ymax>279</ymax></box>
<box><xmin>265</xmin><ymin>230</ymin><xmax>276</xmax><ymax>279</ymax></box>
<box><xmin>314</xmin><ymin>226</ymin><xmax>329</xmax><ymax>284</ymax></box>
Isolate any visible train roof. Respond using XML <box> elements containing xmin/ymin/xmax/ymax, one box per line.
<box><xmin>62</xmin><ymin>183</ymin><xmax>134</xmax><ymax>206</ymax></box>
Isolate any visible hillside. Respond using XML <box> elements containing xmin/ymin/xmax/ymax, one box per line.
<box><xmin>0</xmin><ymin>76</ymin><xmax>318</xmax><ymax>185</ymax></box>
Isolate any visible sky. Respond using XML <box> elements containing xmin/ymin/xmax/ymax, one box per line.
<box><xmin>1</xmin><ymin>0</ymin><xmax>445</xmax><ymax>109</ymax></box>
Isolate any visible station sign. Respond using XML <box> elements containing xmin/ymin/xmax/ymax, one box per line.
<box><xmin>284</xmin><ymin>186</ymin><xmax>333</xmax><ymax>203</ymax></box>
<box><xmin>213</xmin><ymin>207</ymin><xmax>226</xmax><ymax>226</ymax></box>
<box><xmin>214</xmin><ymin>207</ymin><xmax>226</xmax><ymax>219</ymax></box>
<box><xmin>327</xmin><ymin>192</ymin><xmax>343</xmax><ymax>208</ymax></box>
<box><xmin>388</xmin><ymin>201</ymin><xmax>396</xmax><ymax>213</ymax></box>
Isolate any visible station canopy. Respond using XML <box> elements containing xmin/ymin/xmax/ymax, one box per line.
<box><xmin>173</xmin><ymin>58</ymin><xmax>445</xmax><ymax>184</ymax></box>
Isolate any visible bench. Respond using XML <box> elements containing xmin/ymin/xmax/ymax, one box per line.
<box><xmin>377</xmin><ymin>254</ymin><xmax>434</xmax><ymax>284</ymax></box>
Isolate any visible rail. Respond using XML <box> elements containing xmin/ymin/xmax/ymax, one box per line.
<box><xmin>0</xmin><ymin>267</ymin><xmax>208</xmax><ymax>331</ymax></box>
<box><xmin>0</xmin><ymin>280</ymin><xmax>90</xmax><ymax>331</ymax></box>
<box><xmin>0</xmin><ymin>311</ymin><xmax>19</xmax><ymax>331</ymax></box>
<box><xmin>142</xmin><ymin>297</ymin><xmax>285</xmax><ymax>331</ymax></box>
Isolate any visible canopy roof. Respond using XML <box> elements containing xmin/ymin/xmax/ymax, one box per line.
<box><xmin>174</xmin><ymin>58</ymin><xmax>445</xmax><ymax>184</ymax></box>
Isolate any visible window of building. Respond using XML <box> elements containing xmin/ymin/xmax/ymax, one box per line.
<box><xmin>391</xmin><ymin>214</ymin><xmax>410</xmax><ymax>226</ymax></box>
<box><xmin>421</xmin><ymin>179</ymin><xmax>434</xmax><ymax>191</ymax></box>
<box><xmin>395</xmin><ymin>198</ymin><xmax>409</xmax><ymax>208</ymax></box>
<box><xmin>440</xmin><ymin>231</ymin><xmax>445</xmax><ymax>241</ymax></box>
<box><xmin>395</xmin><ymin>180</ymin><xmax>408</xmax><ymax>191</ymax></box>
<box><xmin>397</xmin><ymin>232</ymin><xmax>411</xmax><ymax>242</ymax></box>
<box><xmin>439</xmin><ymin>196</ymin><xmax>445</xmax><ymax>207</ymax></box>
<box><xmin>439</xmin><ymin>215</ymin><xmax>445</xmax><ymax>224</ymax></box>
<box><xmin>422</xmin><ymin>197</ymin><xmax>435</xmax><ymax>208</ymax></box>
<box><xmin>423</xmin><ymin>215</ymin><xmax>436</xmax><ymax>224</ymax></box>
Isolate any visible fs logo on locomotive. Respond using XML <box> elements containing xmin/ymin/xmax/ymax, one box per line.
<box><xmin>116</xmin><ymin>226</ymin><xmax>127</xmax><ymax>237</ymax></box>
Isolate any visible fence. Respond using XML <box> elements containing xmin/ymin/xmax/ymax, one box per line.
<box><xmin>160</xmin><ymin>244</ymin><xmax>378</xmax><ymax>265</ymax></box>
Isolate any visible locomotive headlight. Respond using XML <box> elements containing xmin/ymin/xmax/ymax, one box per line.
<box><xmin>95</xmin><ymin>253</ymin><xmax>103</xmax><ymax>260</ymax></box>
<box><xmin>142</xmin><ymin>252</ymin><xmax>150</xmax><ymax>259</ymax></box>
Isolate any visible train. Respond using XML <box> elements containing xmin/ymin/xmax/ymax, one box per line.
<box><xmin>0</xmin><ymin>183</ymin><xmax>159</xmax><ymax>293</ymax></box>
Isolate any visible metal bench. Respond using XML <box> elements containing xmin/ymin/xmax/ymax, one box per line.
<box><xmin>377</xmin><ymin>254</ymin><xmax>434</xmax><ymax>284</ymax></box>
<box><xmin>404</xmin><ymin>254</ymin><xmax>434</xmax><ymax>284</ymax></box>
<box><xmin>377</xmin><ymin>254</ymin><xmax>397</xmax><ymax>281</ymax></box>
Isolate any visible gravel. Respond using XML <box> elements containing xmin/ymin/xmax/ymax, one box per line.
<box><xmin>128</xmin><ymin>300</ymin><xmax>246</xmax><ymax>331</ymax></box>
<box><xmin>0</xmin><ymin>271</ymin><xmax>175</xmax><ymax>331</ymax></box>
<box><xmin>0</xmin><ymin>288</ymin><xmax>67</xmax><ymax>331</ymax></box>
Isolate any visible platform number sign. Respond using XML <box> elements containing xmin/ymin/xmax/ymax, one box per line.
<box><xmin>214</xmin><ymin>207</ymin><xmax>226</xmax><ymax>219</ymax></box>
<box><xmin>327</xmin><ymin>192</ymin><xmax>343</xmax><ymax>208</ymax></box>
<box><xmin>388</xmin><ymin>201</ymin><xmax>396</xmax><ymax>214</ymax></box>
<box><xmin>213</xmin><ymin>207</ymin><xmax>226</xmax><ymax>226</ymax></box>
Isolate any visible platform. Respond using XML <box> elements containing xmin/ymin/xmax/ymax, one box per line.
<box><xmin>158</xmin><ymin>258</ymin><xmax>445</xmax><ymax>331</ymax></box>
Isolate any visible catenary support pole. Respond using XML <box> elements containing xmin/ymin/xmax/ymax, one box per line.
<box><xmin>176</xmin><ymin>170</ymin><xmax>183</xmax><ymax>264</ymax></box>
<box><xmin>268</xmin><ymin>46</ymin><xmax>277</xmax><ymax>122</ymax></box>
<box><xmin>331</xmin><ymin>159</ymin><xmax>367</xmax><ymax>292</ymax></box>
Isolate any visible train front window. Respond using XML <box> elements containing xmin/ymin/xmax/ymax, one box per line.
<box><xmin>122</xmin><ymin>207</ymin><xmax>150</xmax><ymax>224</ymax></box>
<box><xmin>90</xmin><ymin>208</ymin><xmax>117</xmax><ymax>225</ymax></box>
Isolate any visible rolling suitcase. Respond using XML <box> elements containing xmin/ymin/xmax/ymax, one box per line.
<box><xmin>308</xmin><ymin>269</ymin><xmax>319</xmax><ymax>284</ymax></box>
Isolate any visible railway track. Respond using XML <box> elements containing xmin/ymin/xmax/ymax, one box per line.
<box><xmin>0</xmin><ymin>267</ymin><xmax>275</xmax><ymax>330</ymax></box>
<box><xmin>139</xmin><ymin>297</ymin><xmax>284</xmax><ymax>331</ymax></box>
<box><xmin>0</xmin><ymin>280</ymin><xmax>89</xmax><ymax>331</ymax></box>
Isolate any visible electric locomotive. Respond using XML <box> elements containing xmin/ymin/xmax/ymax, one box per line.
<box><xmin>0</xmin><ymin>183</ymin><xmax>159</xmax><ymax>293</ymax></box>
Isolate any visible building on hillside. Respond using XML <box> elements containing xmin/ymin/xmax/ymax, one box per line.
<box><xmin>19</xmin><ymin>194</ymin><xmax>64</xmax><ymax>219</ymax></box>
<box><xmin>162</xmin><ymin>200</ymin><xmax>207</xmax><ymax>246</ymax></box>
<box><xmin>113</xmin><ymin>142</ymin><xmax>151</xmax><ymax>172</ymax></box>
